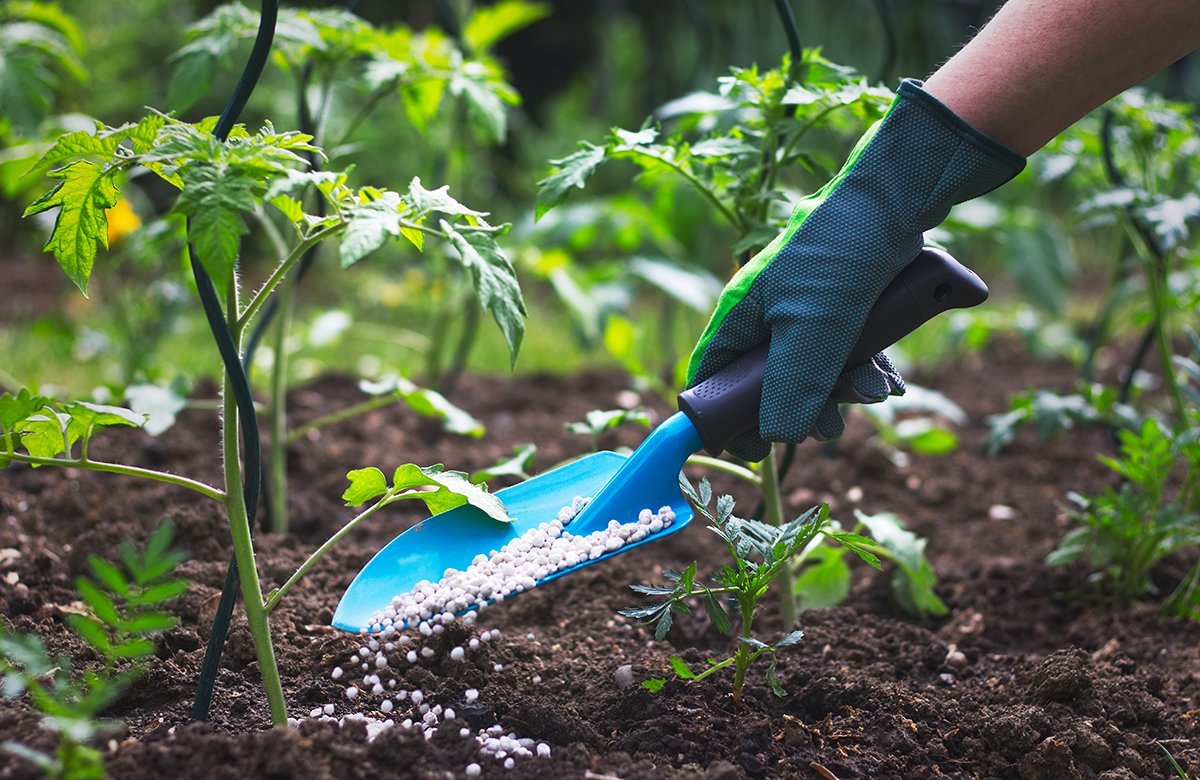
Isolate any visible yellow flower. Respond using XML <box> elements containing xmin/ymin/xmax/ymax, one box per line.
<box><xmin>105</xmin><ymin>197</ymin><xmax>141</xmax><ymax>245</ymax></box>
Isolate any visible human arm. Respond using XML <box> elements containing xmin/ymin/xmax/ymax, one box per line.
<box><xmin>687</xmin><ymin>0</ymin><xmax>1200</xmax><ymax>460</ymax></box>
<box><xmin>924</xmin><ymin>0</ymin><xmax>1200</xmax><ymax>156</ymax></box>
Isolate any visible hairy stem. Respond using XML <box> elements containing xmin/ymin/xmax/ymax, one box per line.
<box><xmin>220</xmin><ymin>285</ymin><xmax>288</xmax><ymax>727</ymax></box>
<box><xmin>286</xmin><ymin>394</ymin><xmax>399</xmax><ymax>445</ymax></box>
<box><xmin>267</xmin><ymin>278</ymin><xmax>295</xmax><ymax>534</ymax></box>
<box><xmin>237</xmin><ymin>224</ymin><xmax>344</xmax><ymax>335</ymax></box>
<box><xmin>265</xmin><ymin>495</ymin><xmax>391</xmax><ymax>613</ymax></box>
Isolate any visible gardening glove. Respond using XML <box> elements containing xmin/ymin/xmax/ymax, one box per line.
<box><xmin>687</xmin><ymin>79</ymin><xmax>1025</xmax><ymax>462</ymax></box>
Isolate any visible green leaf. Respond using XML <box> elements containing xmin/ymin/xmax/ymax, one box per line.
<box><xmin>766</xmin><ymin>654</ymin><xmax>787</xmax><ymax>697</ymax></box>
<box><xmin>452</xmin><ymin>66</ymin><xmax>513</xmax><ymax>142</ymax></box>
<box><xmin>172</xmin><ymin>162</ymin><xmax>256</xmax><ymax>290</ymax></box>
<box><xmin>3</xmin><ymin>742</ymin><xmax>54</xmax><ymax>771</ymax></box>
<box><xmin>470</xmin><ymin>443</ymin><xmax>536</xmax><ymax>484</ymax></box>
<box><xmin>343</xmin><ymin>467</ymin><xmax>389</xmax><ymax>506</ymax></box>
<box><xmin>125</xmin><ymin>384</ymin><xmax>188</xmax><ymax>437</ymax></box>
<box><xmin>566</xmin><ymin>408</ymin><xmax>651</xmax><ymax>439</ymax></box>
<box><xmin>86</xmin><ymin>557</ymin><xmax>128</xmax><ymax>597</ymax></box>
<box><xmin>440</xmin><ymin>220</ymin><xmax>526</xmax><ymax>367</ymax></box>
<box><xmin>108</xmin><ymin>638</ymin><xmax>156</xmax><ymax>660</ymax></box>
<box><xmin>390</xmin><ymin>463</ymin><xmax>510</xmax><ymax>523</ymax></box>
<box><xmin>0</xmin><ymin>389</ymin><xmax>49</xmax><ymax>431</ymax></box>
<box><xmin>855</xmin><ymin>511</ymin><xmax>948</xmax><ymax>619</ymax></box>
<box><xmin>15</xmin><ymin>409</ymin><xmax>76</xmax><ymax>459</ymax></box>
<box><xmin>358</xmin><ymin>375</ymin><xmax>486</xmax><ymax>438</ymax></box>
<box><xmin>407</xmin><ymin>177</ymin><xmax>486</xmax><ymax>219</ymax></box>
<box><xmin>793</xmin><ymin>544</ymin><xmax>851</xmax><ymax>610</ymax></box>
<box><xmin>463</xmin><ymin>0</ymin><xmax>550</xmax><ymax>52</ymax></box>
<box><xmin>138</xmin><ymin>579</ymin><xmax>190</xmax><ymax>604</ymax></box>
<box><xmin>825</xmin><ymin>531</ymin><xmax>883</xmax><ymax>569</ymax></box>
<box><xmin>641</xmin><ymin>677</ymin><xmax>666</xmax><ymax>693</ymax></box>
<box><xmin>22</xmin><ymin>160</ymin><xmax>120</xmax><ymax>293</ymax></box>
<box><xmin>120</xmin><ymin>613</ymin><xmax>178</xmax><ymax>634</ymax></box>
<box><xmin>535</xmin><ymin>144</ymin><xmax>605</xmax><ymax>220</ymax></box>
<box><xmin>775</xmin><ymin>629</ymin><xmax>805</xmax><ymax>648</ymax></box>
<box><xmin>75</xmin><ymin>578</ymin><xmax>120</xmax><ymax>625</ymax></box>
<box><xmin>339</xmin><ymin>190</ymin><xmax>403</xmax><ymax>268</ymax></box>
<box><xmin>65</xmin><ymin>614</ymin><xmax>110</xmax><ymax>654</ymax></box>
<box><xmin>668</xmin><ymin>656</ymin><xmax>696</xmax><ymax>680</ymax></box>
<box><xmin>703</xmin><ymin>589</ymin><xmax>732</xmax><ymax>636</ymax></box>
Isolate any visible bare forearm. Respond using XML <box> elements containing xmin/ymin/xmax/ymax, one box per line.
<box><xmin>924</xmin><ymin>0</ymin><xmax>1200</xmax><ymax>156</ymax></box>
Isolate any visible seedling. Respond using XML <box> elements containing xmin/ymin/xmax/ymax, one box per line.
<box><xmin>567</xmin><ymin>407</ymin><xmax>651</xmax><ymax>452</ymax></box>
<box><xmin>621</xmin><ymin>478</ymin><xmax>881</xmax><ymax>703</ymax></box>
<box><xmin>0</xmin><ymin>520</ymin><xmax>188</xmax><ymax>780</ymax></box>
<box><xmin>1048</xmin><ymin>416</ymin><xmax>1200</xmax><ymax>619</ymax></box>
<box><xmin>13</xmin><ymin>96</ymin><xmax>523</xmax><ymax>725</ymax></box>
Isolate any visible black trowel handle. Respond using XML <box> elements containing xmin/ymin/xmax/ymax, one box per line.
<box><xmin>678</xmin><ymin>247</ymin><xmax>988</xmax><ymax>457</ymax></box>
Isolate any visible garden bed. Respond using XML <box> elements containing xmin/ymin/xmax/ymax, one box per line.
<box><xmin>1</xmin><ymin>343</ymin><xmax>1197</xmax><ymax>779</ymax></box>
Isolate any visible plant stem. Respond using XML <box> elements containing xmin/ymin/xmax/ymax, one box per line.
<box><xmin>265</xmin><ymin>495</ymin><xmax>391</xmax><ymax>613</ymax></box>
<box><xmin>237</xmin><ymin>224</ymin><xmax>343</xmax><ymax>335</ymax></box>
<box><xmin>1</xmin><ymin>453</ymin><xmax>225</xmax><ymax>502</ymax></box>
<box><xmin>220</xmin><ymin>286</ymin><xmax>288</xmax><ymax>727</ymax></box>
<box><xmin>760</xmin><ymin>446</ymin><xmax>797</xmax><ymax>626</ymax></box>
<box><xmin>685</xmin><ymin>455</ymin><xmax>762</xmax><ymax>487</ymax></box>
<box><xmin>286</xmin><ymin>394</ymin><xmax>399</xmax><ymax>444</ymax></box>
<box><xmin>267</xmin><ymin>278</ymin><xmax>295</xmax><ymax>534</ymax></box>
<box><xmin>618</xmin><ymin>147</ymin><xmax>745</xmax><ymax>233</ymax></box>
<box><xmin>731</xmin><ymin>601</ymin><xmax>756</xmax><ymax>704</ymax></box>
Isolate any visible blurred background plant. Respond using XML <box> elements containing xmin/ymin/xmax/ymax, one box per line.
<box><xmin>3</xmin><ymin>0</ymin><xmax>1199</xmax><ymax>408</ymax></box>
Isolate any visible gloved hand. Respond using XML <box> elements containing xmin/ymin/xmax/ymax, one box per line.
<box><xmin>687</xmin><ymin>79</ymin><xmax>1025</xmax><ymax>462</ymax></box>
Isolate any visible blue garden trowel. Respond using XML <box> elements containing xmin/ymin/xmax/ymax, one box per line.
<box><xmin>333</xmin><ymin>248</ymin><xmax>987</xmax><ymax>632</ymax></box>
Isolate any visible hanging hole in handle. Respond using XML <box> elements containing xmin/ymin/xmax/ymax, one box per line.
<box><xmin>933</xmin><ymin>283</ymin><xmax>952</xmax><ymax>303</ymax></box>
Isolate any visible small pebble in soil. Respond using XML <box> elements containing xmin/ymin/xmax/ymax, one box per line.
<box><xmin>988</xmin><ymin>504</ymin><xmax>1016</xmax><ymax>521</ymax></box>
<box><xmin>614</xmin><ymin>664</ymin><xmax>635</xmax><ymax>689</ymax></box>
<box><xmin>345</xmin><ymin>686</ymin><xmax>359</xmax><ymax>700</ymax></box>
<box><xmin>465</xmin><ymin>689</ymin><xmax>479</xmax><ymax>703</ymax></box>
<box><xmin>466</xmin><ymin>765</ymin><xmax>481</xmax><ymax>778</ymax></box>
<box><xmin>331</xmin><ymin>667</ymin><xmax>343</xmax><ymax>680</ymax></box>
<box><xmin>945</xmin><ymin>649</ymin><xmax>969</xmax><ymax>670</ymax></box>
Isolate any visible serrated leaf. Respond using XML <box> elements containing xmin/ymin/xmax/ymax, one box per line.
<box><xmin>776</xmin><ymin>629</ymin><xmax>805</xmax><ymax>648</ymax></box>
<box><xmin>23</xmin><ymin>160</ymin><xmax>120</xmax><ymax>293</ymax></box>
<box><xmin>339</xmin><ymin>191</ymin><xmax>403</xmax><ymax>268</ymax></box>
<box><xmin>390</xmin><ymin>463</ymin><xmax>510</xmax><ymax>523</ymax></box>
<box><xmin>703</xmin><ymin>589</ymin><xmax>732</xmax><ymax>636</ymax></box>
<box><xmin>826</xmin><ymin>531</ymin><xmax>883</xmax><ymax>569</ymax></box>
<box><xmin>766</xmin><ymin>655</ymin><xmax>787</xmax><ymax>697</ymax></box>
<box><xmin>668</xmin><ymin>656</ymin><xmax>696</xmax><ymax>680</ymax></box>
<box><xmin>359</xmin><ymin>375</ymin><xmax>486</xmax><ymax>439</ymax></box>
<box><xmin>653</xmin><ymin>608</ymin><xmax>673</xmax><ymax>640</ymax></box>
<box><xmin>172</xmin><ymin>162</ymin><xmax>256</xmax><ymax>290</ymax></box>
<box><xmin>343</xmin><ymin>467</ymin><xmax>389</xmax><ymax>506</ymax></box>
<box><xmin>641</xmin><ymin>677</ymin><xmax>666</xmax><ymax>693</ymax></box>
<box><xmin>407</xmin><ymin>177</ymin><xmax>486</xmax><ymax>219</ymax></box>
<box><xmin>440</xmin><ymin>220</ymin><xmax>526</xmax><ymax>367</ymax></box>
<box><xmin>535</xmin><ymin>144</ymin><xmax>605</xmax><ymax>220</ymax></box>
<box><xmin>453</xmin><ymin>69</ymin><xmax>511</xmax><ymax>142</ymax></box>
<box><xmin>690</xmin><ymin>137</ymin><xmax>759</xmax><ymax>159</ymax></box>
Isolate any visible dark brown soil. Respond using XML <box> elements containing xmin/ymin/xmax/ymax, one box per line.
<box><xmin>1</xmin><ymin>344</ymin><xmax>1197</xmax><ymax>779</ymax></box>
